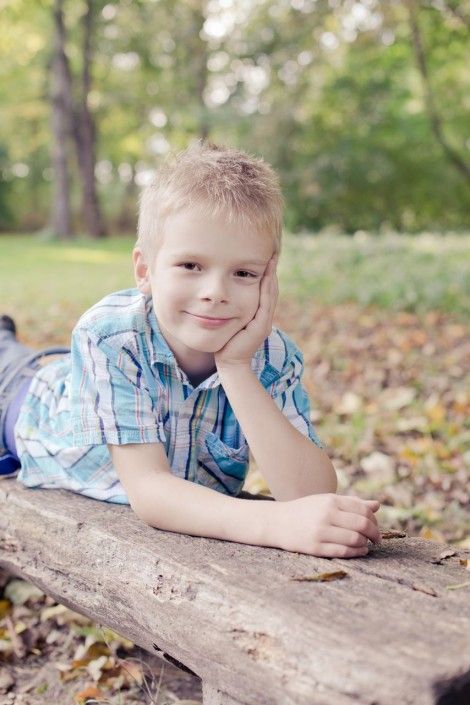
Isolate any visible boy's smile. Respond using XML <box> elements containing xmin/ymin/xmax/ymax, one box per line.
<box><xmin>133</xmin><ymin>207</ymin><xmax>275</xmax><ymax>382</ymax></box>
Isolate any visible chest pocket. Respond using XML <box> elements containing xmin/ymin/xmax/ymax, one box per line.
<box><xmin>197</xmin><ymin>432</ymin><xmax>249</xmax><ymax>496</ymax></box>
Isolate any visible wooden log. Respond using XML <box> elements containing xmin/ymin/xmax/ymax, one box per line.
<box><xmin>202</xmin><ymin>683</ymin><xmax>246</xmax><ymax>705</ymax></box>
<box><xmin>0</xmin><ymin>480</ymin><xmax>469</xmax><ymax>705</ymax></box>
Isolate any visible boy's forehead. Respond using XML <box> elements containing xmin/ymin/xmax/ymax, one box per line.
<box><xmin>158</xmin><ymin>207</ymin><xmax>274</xmax><ymax>261</ymax></box>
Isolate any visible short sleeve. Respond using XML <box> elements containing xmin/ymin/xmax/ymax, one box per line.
<box><xmin>70</xmin><ymin>326</ymin><xmax>166</xmax><ymax>447</ymax></box>
<box><xmin>268</xmin><ymin>347</ymin><xmax>324</xmax><ymax>449</ymax></box>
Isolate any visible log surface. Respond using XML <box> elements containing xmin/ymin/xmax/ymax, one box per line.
<box><xmin>1</xmin><ymin>481</ymin><xmax>469</xmax><ymax>705</ymax></box>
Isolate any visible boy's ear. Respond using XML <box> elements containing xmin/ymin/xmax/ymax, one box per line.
<box><xmin>132</xmin><ymin>248</ymin><xmax>152</xmax><ymax>295</ymax></box>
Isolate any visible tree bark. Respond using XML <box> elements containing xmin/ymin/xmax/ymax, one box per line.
<box><xmin>72</xmin><ymin>0</ymin><xmax>106</xmax><ymax>238</ymax></box>
<box><xmin>189</xmin><ymin>0</ymin><xmax>210</xmax><ymax>141</ymax></box>
<box><xmin>50</xmin><ymin>0</ymin><xmax>73</xmax><ymax>239</ymax></box>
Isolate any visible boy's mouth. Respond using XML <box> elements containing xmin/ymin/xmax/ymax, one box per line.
<box><xmin>186</xmin><ymin>312</ymin><xmax>233</xmax><ymax>326</ymax></box>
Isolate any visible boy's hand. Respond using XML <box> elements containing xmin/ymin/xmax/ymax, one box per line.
<box><xmin>270</xmin><ymin>494</ymin><xmax>382</xmax><ymax>558</ymax></box>
<box><xmin>215</xmin><ymin>254</ymin><xmax>278</xmax><ymax>371</ymax></box>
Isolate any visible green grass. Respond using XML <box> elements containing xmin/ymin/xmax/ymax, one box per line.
<box><xmin>0</xmin><ymin>232</ymin><xmax>468</xmax><ymax>341</ymax></box>
<box><xmin>279</xmin><ymin>232</ymin><xmax>469</xmax><ymax>318</ymax></box>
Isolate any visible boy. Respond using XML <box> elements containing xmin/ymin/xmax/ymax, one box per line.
<box><xmin>0</xmin><ymin>142</ymin><xmax>381</xmax><ymax>558</ymax></box>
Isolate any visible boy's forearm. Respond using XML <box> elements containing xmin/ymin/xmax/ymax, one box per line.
<box><xmin>132</xmin><ymin>471</ymin><xmax>279</xmax><ymax>547</ymax></box>
<box><xmin>217</xmin><ymin>365</ymin><xmax>337</xmax><ymax>501</ymax></box>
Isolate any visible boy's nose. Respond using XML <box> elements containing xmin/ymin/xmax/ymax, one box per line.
<box><xmin>200</xmin><ymin>275</ymin><xmax>228</xmax><ymax>303</ymax></box>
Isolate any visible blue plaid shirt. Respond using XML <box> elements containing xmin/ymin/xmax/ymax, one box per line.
<box><xmin>15</xmin><ymin>288</ymin><xmax>323</xmax><ymax>503</ymax></box>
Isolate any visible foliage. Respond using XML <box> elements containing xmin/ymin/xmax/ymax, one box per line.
<box><xmin>0</xmin><ymin>0</ymin><xmax>468</xmax><ymax>234</ymax></box>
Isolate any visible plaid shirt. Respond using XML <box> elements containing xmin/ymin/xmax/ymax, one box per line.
<box><xmin>15</xmin><ymin>289</ymin><xmax>323</xmax><ymax>503</ymax></box>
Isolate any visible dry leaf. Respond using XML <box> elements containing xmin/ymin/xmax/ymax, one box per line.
<box><xmin>420</xmin><ymin>527</ymin><xmax>446</xmax><ymax>543</ymax></box>
<box><xmin>40</xmin><ymin>603</ymin><xmax>91</xmax><ymax>626</ymax></box>
<box><xmin>379</xmin><ymin>386</ymin><xmax>416</xmax><ymax>410</ymax></box>
<box><xmin>73</xmin><ymin>685</ymin><xmax>105</xmax><ymax>703</ymax></box>
<box><xmin>360</xmin><ymin>451</ymin><xmax>395</xmax><ymax>482</ymax></box>
<box><xmin>459</xmin><ymin>558</ymin><xmax>469</xmax><ymax>569</ymax></box>
<box><xmin>446</xmin><ymin>580</ymin><xmax>470</xmax><ymax>591</ymax></box>
<box><xmin>0</xmin><ymin>599</ymin><xmax>12</xmax><ymax>620</ymax></box>
<box><xmin>100</xmin><ymin>659</ymin><xmax>145</xmax><ymax>690</ymax></box>
<box><xmin>291</xmin><ymin>570</ymin><xmax>348</xmax><ymax>582</ymax></box>
<box><xmin>337</xmin><ymin>392</ymin><xmax>362</xmax><ymax>415</ymax></box>
<box><xmin>431</xmin><ymin>548</ymin><xmax>457</xmax><ymax>564</ymax></box>
<box><xmin>381</xmin><ymin>530</ymin><xmax>407</xmax><ymax>539</ymax></box>
<box><xmin>72</xmin><ymin>642</ymin><xmax>110</xmax><ymax>669</ymax></box>
<box><xmin>411</xmin><ymin>583</ymin><xmax>438</xmax><ymax>597</ymax></box>
<box><xmin>4</xmin><ymin>580</ymin><xmax>44</xmax><ymax>606</ymax></box>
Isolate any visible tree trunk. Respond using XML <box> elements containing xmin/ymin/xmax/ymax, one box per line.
<box><xmin>50</xmin><ymin>0</ymin><xmax>73</xmax><ymax>239</ymax></box>
<box><xmin>73</xmin><ymin>0</ymin><xmax>106</xmax><ymax>238</ymax></box>
<box><xmin>190</xmin><ymin>0</ymin><xmax>210</xmax><ymax>141</ymax></box>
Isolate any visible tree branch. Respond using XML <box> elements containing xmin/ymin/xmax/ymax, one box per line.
<box><xmin>405</xmin><ymin>0</ymin><xmax>470</xmax><ymax>180</ymax></box>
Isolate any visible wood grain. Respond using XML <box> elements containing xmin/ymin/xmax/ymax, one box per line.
<box><xmin>1</xmin><ymin>481</ymin><xmax>469</xmax><ymax>705</ymax></box>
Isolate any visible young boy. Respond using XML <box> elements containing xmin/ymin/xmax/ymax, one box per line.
<box><xmin>0</xmin><ymin>142</ymin><xmax>381</xmax><ymax>558</ymax></box>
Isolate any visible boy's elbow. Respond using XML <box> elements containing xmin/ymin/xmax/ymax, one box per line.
<box><xmin>327</xmin><ymin>461</ymin><xmax>338</xmax><ymax>494</ymax></box>
<box><xmin>129</xmin><ymin>496</ymin><xmax>146</xmax><ymax>523</ymax></box>
<box><xmin>310</xmin><ymin>453</ymin><xmax>337</xmax><ymax>495</ymax></box>
<box><xmin>320</xmin><ymin>453</ymin><xmax>337</xmax><ymax>494</ymax></box>
<box><xmin>129</xmin><ymin>491</ymin><xmax>158</xmax><ymax>527</ymax></box>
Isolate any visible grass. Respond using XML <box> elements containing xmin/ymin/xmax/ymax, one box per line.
<box><xmin>279</xmin><ymin>232</ymin><xmax>469</xmax><ymax>318</ymax></box>
<box><xmin>0</xmin><ymin>232</ymin><xmax>468</xmax><ymax>342</ymax></box>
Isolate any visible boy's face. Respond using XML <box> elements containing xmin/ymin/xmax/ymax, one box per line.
<box><xmin>133</xmin><ymin>207</ymin><xmax>275</xmax><ymax>378</ymax></box>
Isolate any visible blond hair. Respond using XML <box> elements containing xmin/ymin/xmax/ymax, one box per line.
<box><xmin>136</xmin><ymin>141</ymin><xmax>284</xmax><ymax>266</ymax></box>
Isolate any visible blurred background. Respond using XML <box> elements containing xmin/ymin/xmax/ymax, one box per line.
<box><xmin>0</xmin><ymin>0</ymin><xmax>469</xmax><ymax>237</ymax></box>
<box><xmin>0</xmin><ymin>2</ymin><xmax>469</xmax><ymax>702</ymax></box>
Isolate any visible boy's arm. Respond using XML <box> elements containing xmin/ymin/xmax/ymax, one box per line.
<box><xmin>217</xmin><ymin>365</ymin><xmax>337</xmax><ymax>501</ymax></box>
<box><xmin>107</xmin><ymin>442</ymin><xmax>277</xmax><ymax>545</ymax></box>
<box><xmin>213</xmin><ymin>254</ymin><xmax>336</xmax><ymax>501</ymax></box>
<box><xmin>108</xmin><ymin>443</ymin><xmax>380</xmax><ymax>557</ymax></box>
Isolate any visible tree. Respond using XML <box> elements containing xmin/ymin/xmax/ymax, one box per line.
<box><xmin>50</xmin><ymin>0</ymin><xmax>73</xmax><ymax>238</ymax></box>
<box><xmin>72</xmin><ymin>0</ymin><xmax>106</xmax><ymax>237</ymax></box>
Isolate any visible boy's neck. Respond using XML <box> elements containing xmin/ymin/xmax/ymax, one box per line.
<box><xmin>179</xmin><ymin>355</ymin><xmax>217</xmax><ymax>387</ymax></box>
<box><xmin>157</xmin><ymin>320</ymin><xmax>217</xmax><ymax>385</ymax></box>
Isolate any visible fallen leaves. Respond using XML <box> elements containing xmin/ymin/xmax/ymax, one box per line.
<box><xmin>360</xmin><ymin>452</ymin><xmax>395</xmax><ymax>484</ymax></box>
<box><xmin>420</xmin><ymin>527</ymin><xmax>447</xmax><ymax>543</ymax></box>
<box><xmin>0</xmin><ymin>576</ymin><xmax>199</xmax><ymax>703</ymax></box>
<box><xmin>265</xmin><ymin>300</ymin><xmax>469</xmax><ymax>546</ymax></box>
<box><xmin>4</xmin><ymin>580</ymin><xmax>44</xmax><ymax>607</ymax></box>
<box><xmin>411</xmin><ymin>584</ymin><xmax>438</xmax><ymax>597</ymax></box>
<box><xmin>291</xmin><ymin>570</ymin><xmax>348</xmax><ymax>582</ymax></box>
<box><xmin>378</xmin><ymin>386</ymin><xmax>416</xmax><ymax>411</ymax></box>
<box><xmin>74</xmin><ymin>685</ymin><xmax>104</xmax><ymax>703</ymax></box>
<box><xmin>381</xmin><ymin>530</ymin><xmax>407</xmax><ymax>539</ymax></box>
<box><xmin>430</xmin><ymin>548</ymin><xmax>457</xmax><ymax>564</ymax></box>
<box><xmin>445</xmin><ymin>581</ymin><xmax>470</xmax><ymax>591</ymax></box>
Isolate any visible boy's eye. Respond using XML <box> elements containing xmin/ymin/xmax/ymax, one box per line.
<box><xmin>235</xmin><ymin>270</ymin><xmax>257</xmax><ymax>278</ymax></box>
<box><xmin>179</xmin><ymin>262</ymin><xmax>199</xmax><ymax>271</ymax></box>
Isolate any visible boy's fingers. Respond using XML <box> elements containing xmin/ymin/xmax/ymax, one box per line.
<box><xmin>319</xmin><ymin>543</ymin><xmax>369</xmax><ymax>559</ymax></box>
<box><xmin>322</xmin><ymin>526</ymin><xmax>371</xmax><ymax>548</ymax></box>
<box><xmin>333</xmin><ymin>511</ymin><xmax>381</xmax><ymax>544</ymax></box>
<box><xmin>336</xmin><ymin>497</ymin><xmax>381</xmax><ymax>523</ymax></box>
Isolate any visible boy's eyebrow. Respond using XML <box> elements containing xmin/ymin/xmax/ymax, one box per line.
<box><xmin>170</xmin><ymin>252</ymin><xmax>269</xmax><ymax>266</ymax></box>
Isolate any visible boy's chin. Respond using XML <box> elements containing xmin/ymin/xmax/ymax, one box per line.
<box><xmin>189</xmin><ymin>340</ymin><xmax>229</xmax><ymax>354</ymax></box>
<box><xmin>183</xmin><ymin>332</ymin><xmax>233</xmax><ymax>354</ymax></box>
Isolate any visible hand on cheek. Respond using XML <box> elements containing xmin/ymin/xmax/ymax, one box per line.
<box><xmin>214</xmin><ymin>254</ymin><xmax>279</xmax><ymax>370</ymax></box>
